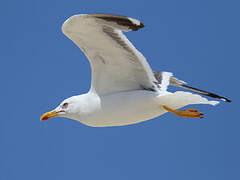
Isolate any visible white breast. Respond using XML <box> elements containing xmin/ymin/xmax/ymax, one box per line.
<box><xmin>76</xmin><ymin>91</ymin><xmax>167</xmax><ymax>127</ymax></box>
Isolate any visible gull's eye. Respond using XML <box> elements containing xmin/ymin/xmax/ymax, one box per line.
<box><xmin>62</xmin><ymin>102</ymin><xmax>69</xmax><ymax>109</ymax></box>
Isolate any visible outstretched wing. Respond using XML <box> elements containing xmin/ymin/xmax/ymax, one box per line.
<box><xmin>62</xmin><ymin>14</ymin><xmax>165</xmax><ymax>95</ymax></box>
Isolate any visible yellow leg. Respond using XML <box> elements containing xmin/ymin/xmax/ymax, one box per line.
<box><xmin>163</xmin><ymin>105</ymin><xmax>203</xmax><ymax>118</ymax></box>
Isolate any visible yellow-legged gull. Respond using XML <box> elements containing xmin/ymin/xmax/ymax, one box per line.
<box><xmin>40</xmin><ymin>14</ymin><xmax>231</xmax><ymax>127</ymax></box>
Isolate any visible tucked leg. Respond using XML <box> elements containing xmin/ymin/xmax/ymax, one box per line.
<box><xmin>163</xmin><ymin>105</ymin><xmax>203</xmax><ymax>118</ymax></box>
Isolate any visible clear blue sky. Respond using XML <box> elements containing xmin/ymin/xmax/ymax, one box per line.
<box><xmin>1</xmin><ymin>0</ymin><xmax>239</xmax><ymax>179</ymax></box>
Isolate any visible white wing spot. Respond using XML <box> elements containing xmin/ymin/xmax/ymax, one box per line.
<box><xmin>128</xmin><ymin>17</ymin><xmax>141</xmax><ymax>26</ymax></box>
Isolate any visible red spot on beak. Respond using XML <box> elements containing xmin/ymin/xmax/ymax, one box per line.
<box><xmin>40</xmin><ymin>110</ymin><xmax>58</xmax><ymax>121</ymax></box>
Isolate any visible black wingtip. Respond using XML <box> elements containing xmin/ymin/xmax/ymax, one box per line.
<box><xmin>91</xmin><ymin>14</ymin><xmax>144</xmax><ymax>31</ymax></box>
<box><xmin>181</xmin><ymin>85</ymin><xmax>231</xmax><ymax>103</ymax></box>
<box><xmin>139</xmin><ymin>22</ymin><xmax>145</xmax><ymax>28</ymax></box>
<box><xmin>222</xmin><ymin>97</ymin><xmax>232</xmax><ymax>103</ymax></box>
<box><xmin>207</xmin><ymin>95</ymin><xmax>232</xmax><ymax>103</ymax></box>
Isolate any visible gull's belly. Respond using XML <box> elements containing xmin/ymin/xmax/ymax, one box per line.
<box><xmin>80</xmin><ymin>91</ymin><xmax>168</xmax><ymax>127</ymax></box>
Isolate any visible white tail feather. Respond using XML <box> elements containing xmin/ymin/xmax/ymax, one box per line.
<box><xmin>159</xmin><ymin>91</ymin><xmax>219</xmax><ymax>110</ymax></box>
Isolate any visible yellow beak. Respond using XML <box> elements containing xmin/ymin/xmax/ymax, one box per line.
<box><xmin>40</xmin><ymin>110</ymin><xmax>58</xmax><ymax>121</ymax></box>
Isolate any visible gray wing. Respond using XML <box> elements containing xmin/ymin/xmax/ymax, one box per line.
<box><xmin>62</xmin><ymin>14</ymin><xmax>165</xmax><ymax>95</ymax></box>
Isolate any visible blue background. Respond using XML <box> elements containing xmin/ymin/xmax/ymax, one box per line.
<box><xmin>1</xmin><ymin>0</ymin><xmax>239</xmax><ymax>179</ymax></box>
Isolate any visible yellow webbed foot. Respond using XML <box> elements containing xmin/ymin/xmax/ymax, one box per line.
<box><xmin>163</xmin><ymin>105</ymin><xmax>203</xmax><ymax>118</ymax></box>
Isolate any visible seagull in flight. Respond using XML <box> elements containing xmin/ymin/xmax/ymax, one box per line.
<box><xmin>40</xmin><ymin>14</ymin><xmax>231</xmax><ymax>127</ymax></box>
